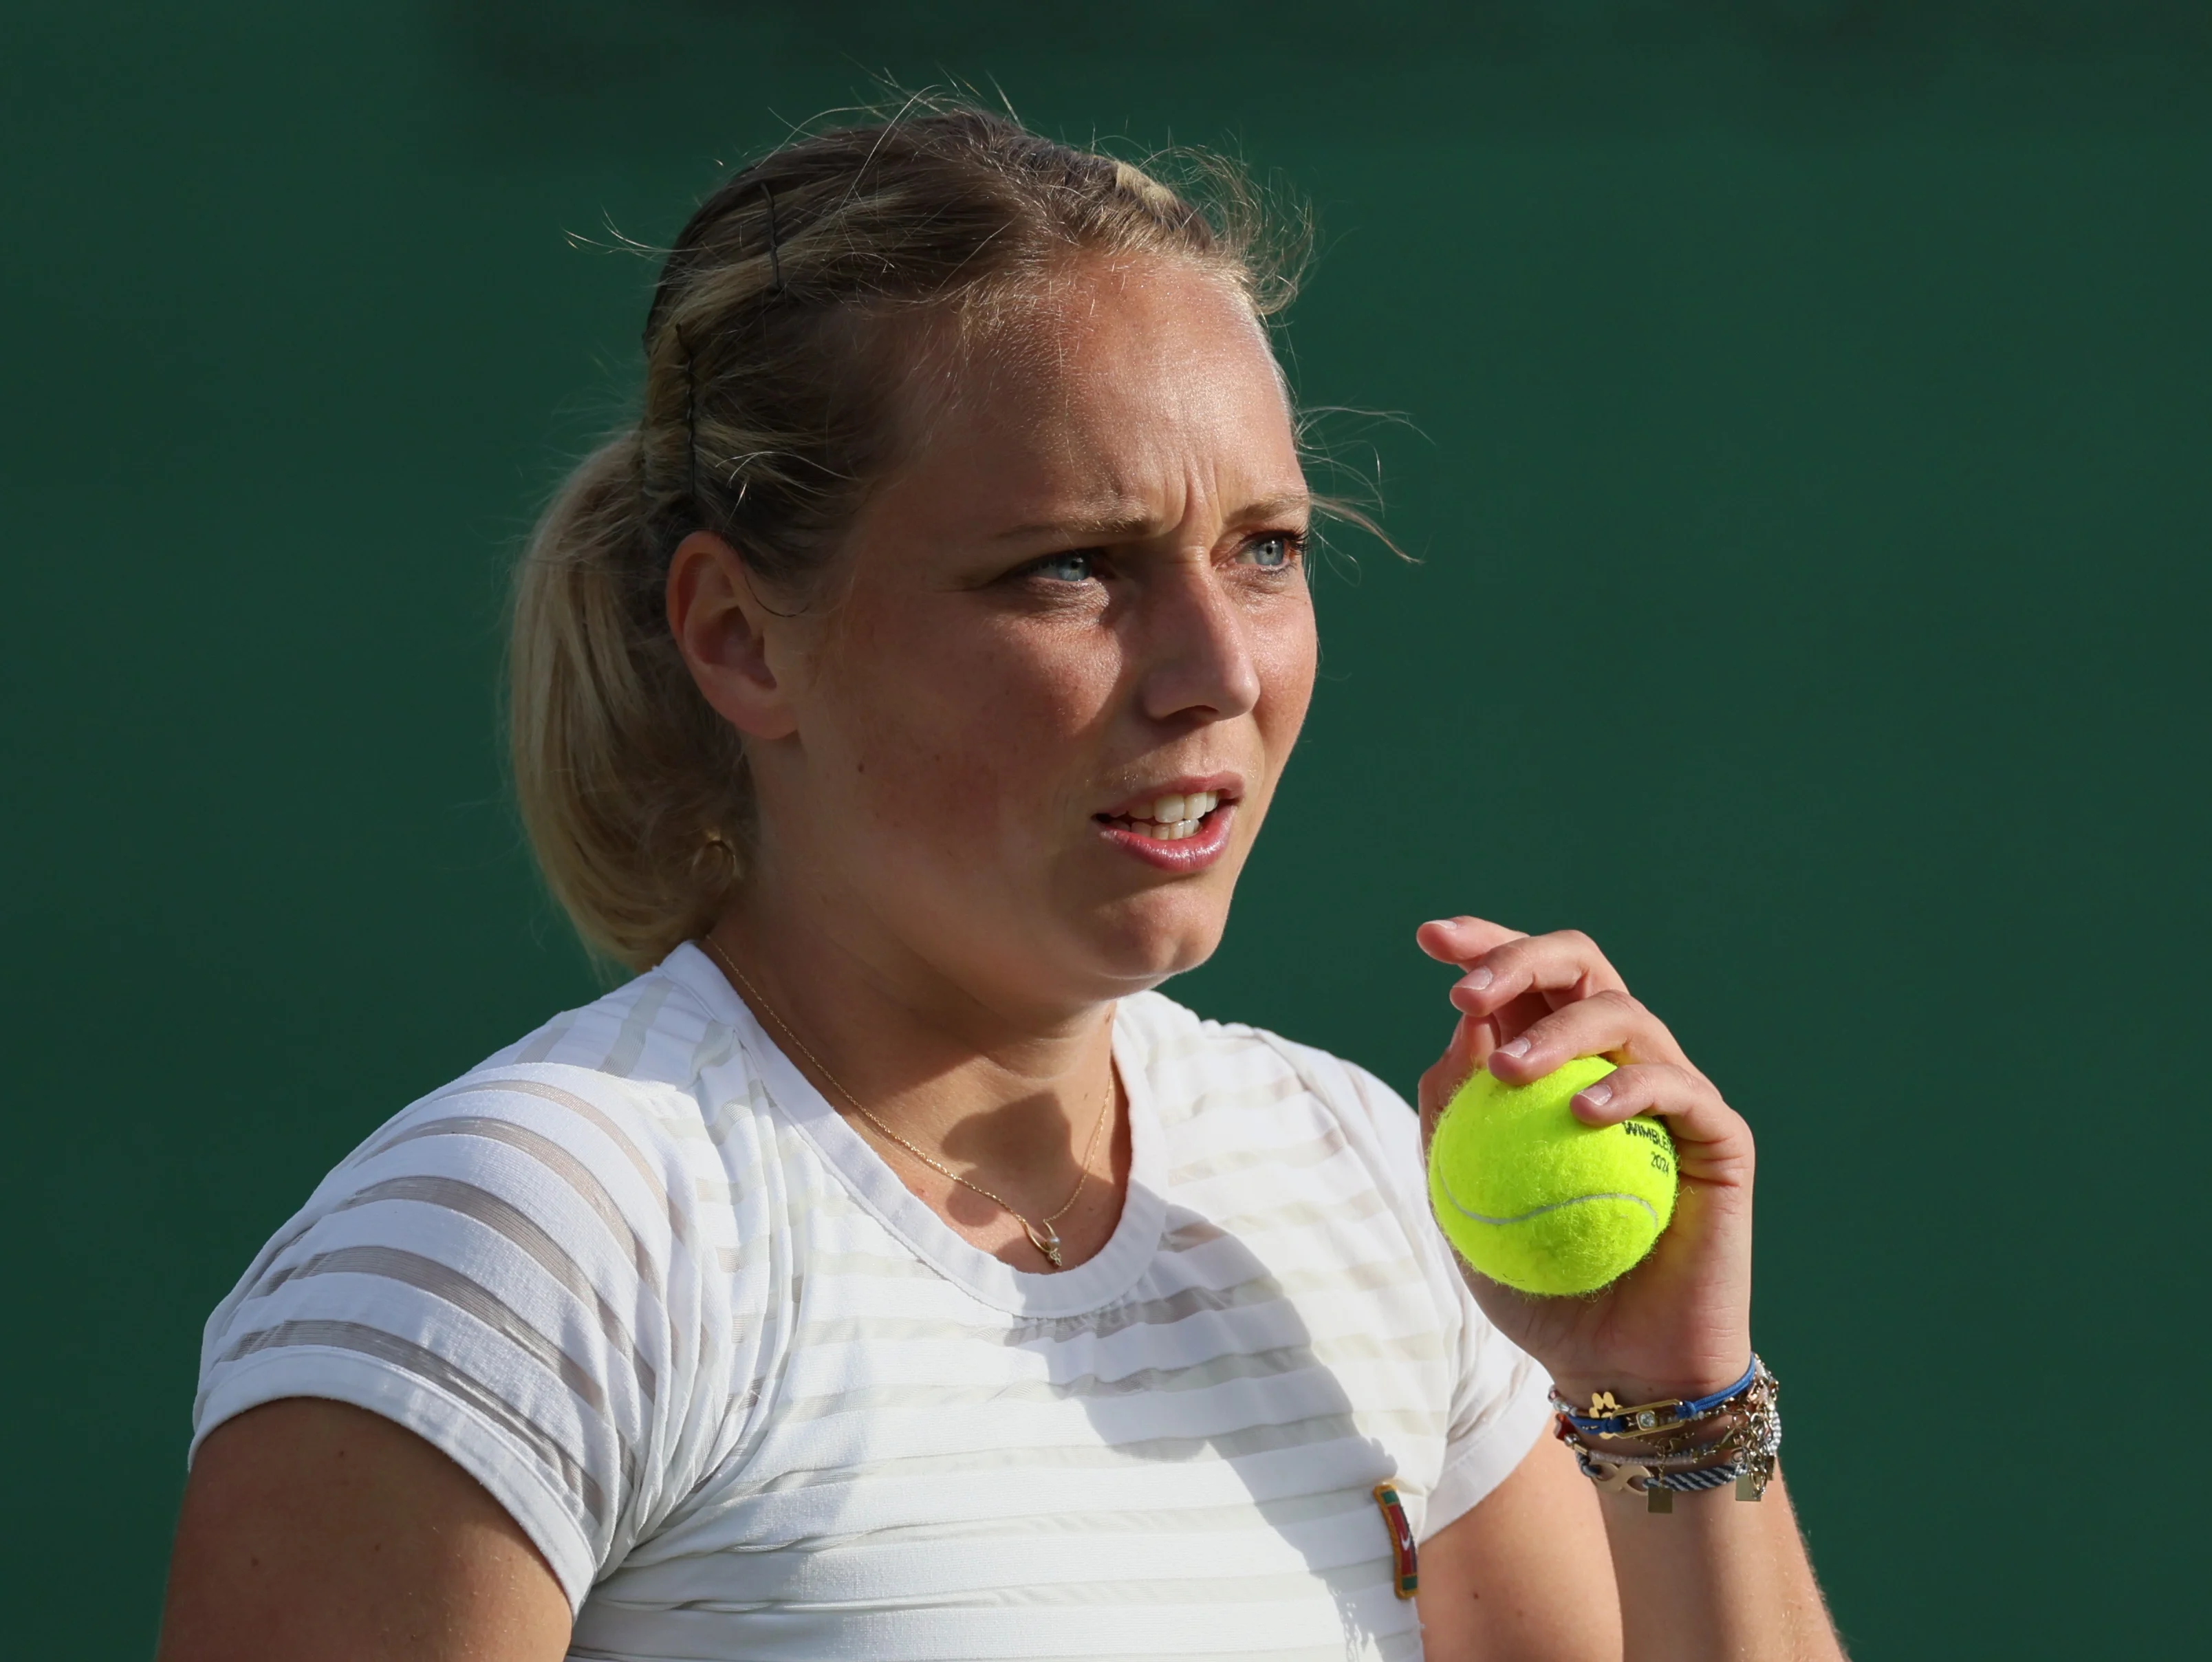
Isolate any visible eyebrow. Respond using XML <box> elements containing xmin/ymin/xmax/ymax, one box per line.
<box><xmin>993</xmin><ymin>490</ymin><xmax>1312</xmax><ymax>543</ymax></box>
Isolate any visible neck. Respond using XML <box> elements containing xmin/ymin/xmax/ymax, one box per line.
<box><xmin>706</xmin><ymin>881</ymin><xmax>1118</xmax><ymax>1197</ymax></box>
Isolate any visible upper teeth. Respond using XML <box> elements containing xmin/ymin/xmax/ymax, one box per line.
<box><xmin>1113</xmin><ymin>790</ymin><xmax>1220</xmax><ymax>841</ymax></box>
<box><xmin>1148</xmin><ymin>791</ymin><xmax>1217</xmax><ymax>824</ymax></box>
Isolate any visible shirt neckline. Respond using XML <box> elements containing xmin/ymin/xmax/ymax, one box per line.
<box><xmin>658</xmin><ymin>941</ymin><xmax>1167</xmax><ymax>1319</ymax></box>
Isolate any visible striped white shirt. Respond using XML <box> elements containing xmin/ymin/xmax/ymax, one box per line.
<box><xmin>195</xmin><ymin>943</ymin><xmax>1550</xmax><ymax>1661</ymax></box>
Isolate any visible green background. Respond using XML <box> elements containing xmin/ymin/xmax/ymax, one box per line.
<box><xmin>5</xmin><ymin>3</ymin><xmax>2204</xmax><ymax>1654</ymax></box>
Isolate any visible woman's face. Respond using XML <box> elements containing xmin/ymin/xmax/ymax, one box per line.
<box><xmin>737</xmin><ymin>253</ymin><xmax>1316</xmax><ymax>1015</ymax></box>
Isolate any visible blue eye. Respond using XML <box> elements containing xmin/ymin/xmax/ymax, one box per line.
<box><xmin>1033</xmin><ymin>551</ymin><xmax>1098</xmax><ymax>583</ymax></box>
<box><xmin>1242</xmin><ymin>533</ymin><xmax>1301</xmax><ymax>570</ymax></box>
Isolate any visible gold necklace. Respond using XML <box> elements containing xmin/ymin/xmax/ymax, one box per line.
<box><xmin>702</xmin><ymin>936</ymin><xmax>1114</xmax><ymax>1271</ymax></box>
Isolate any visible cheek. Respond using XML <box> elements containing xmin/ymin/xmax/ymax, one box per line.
<box><xmin>1253</xmin><ymin>594</ymin><xmax>1319</xmax><ymax>746</ymax></box>
<box><xmin>822</xmin><ymin>603</ymin><xmax>1116</xmax><ymax>839</ymax></box>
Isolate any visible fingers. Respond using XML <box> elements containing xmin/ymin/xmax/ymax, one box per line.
<box><xmin>1416</xmin><ymin>916</ymin><xmax>1527</xmax><ymax>968</ymax></box>
<box><xmin>1565</xmin><ymin>1061</ymin><xmax>1754</xmax><ymax>1179</ymax></box>
<box><xmin>1416</xmin><ymin>915</ymin><xmax>1739</xmax><ymax>1158</ymax></box>
<box><xmin>1482</xmin><ymin>984</ymin><xmax>1689</xmax><ymax>1081</ymax></box>
<box><xmin>1563</xmin><ymin>1060</ymin><xmax>1702</xmax><ymax>1127</ymax></box>
<box><xmin>1441</xmin><ymin>927</ymin><xmax>1631</xmax><ymax>1023</ymax></box>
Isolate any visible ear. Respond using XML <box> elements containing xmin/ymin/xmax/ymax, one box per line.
<box><xmin>666</xmin><ymin>530</ymin><xmax>801</xmax><ymax>741</ymax></box>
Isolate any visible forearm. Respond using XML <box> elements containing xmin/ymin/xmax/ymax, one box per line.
<box><xmin>1414</xmin><ymin>920</ymin><xmax>1847</xmax><ymax>1659</ymax></box>
<box><xmin>1596</xmin><ymin>1466</ymin><xmax>1845</xmax><ymax>1662</ymax></box>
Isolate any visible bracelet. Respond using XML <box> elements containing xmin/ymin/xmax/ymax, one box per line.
<box><xmin>1573</xmin><ymin>1447</ymin><xmax>1767</xmax><ymax>1511</ymax></box>
<box><xmin>1550</xmin><ymin>1355</ymin><xmax>1781</xmax><ymax>1512</ymax></box>
<box><xmin>1551</xmin><ymin>1355</ymin><xmax>1761</xmax><ymax>1439</ymax></box>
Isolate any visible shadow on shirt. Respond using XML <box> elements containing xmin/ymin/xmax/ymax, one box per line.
<box><xmin>989</xmin><ymin>1195</ymin><xmax>1412</xmax><ymax>1662</ymax></box>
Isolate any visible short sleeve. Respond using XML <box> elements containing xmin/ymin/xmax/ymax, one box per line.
<box><xmin>1290</xmin><ymin>1046</ymin><xmax>1556</xmax><ymax>1540</ymax></box>
<box><xmin>192</xmin><ymin>1068</ymin><xmax>738</xmax><ymax>1610</ymax></box>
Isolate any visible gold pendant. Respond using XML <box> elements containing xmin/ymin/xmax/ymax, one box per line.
<box><xmin>1586</xmin><ymin>1460</ymin><xmax>1638</xmax><ymax>1494</ymax></box>
<box><xmin>1025</xmin><ymin>1218</ymin><xmax>1064</xmax><ymax>1269</ymax></box>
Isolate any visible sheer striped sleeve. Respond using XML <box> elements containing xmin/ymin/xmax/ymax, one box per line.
<box><xmin>191</xmin><ymin>1068</ymin><xmax>742</xmax><ymax>1610</ymax></box>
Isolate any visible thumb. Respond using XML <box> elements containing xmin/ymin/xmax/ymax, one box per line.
<box><xmin>1418</xmin><ymin>1011</ymin><xmax>1503</xmax><ymax>1148</ymax></box>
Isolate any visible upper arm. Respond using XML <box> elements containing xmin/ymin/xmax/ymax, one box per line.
<box><xmin>190</xmin><ymin>1072</ymin><xmax>741</xmax><ymax>1605</ymax></box>
<box><xmin>1416</xmin><ymin>1424</ymin><xmax>1623</xmax><ymax>1662</ymax></box>
<box><xmin>158</xmin><ymin>1397</ymin><xmax>572</xmax><ymax>1662</ymax></box>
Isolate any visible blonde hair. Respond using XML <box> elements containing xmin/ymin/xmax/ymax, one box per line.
<box><xmin>511</xmin><ymin>100</ymin><xmax>1301</xmax><ymax>971</ymax></box>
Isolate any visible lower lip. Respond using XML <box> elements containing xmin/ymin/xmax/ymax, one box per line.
<box><xmin>1096</xmin><ymin>805</ymin><xmax>1237</xmax><ymax>873</ymax></box>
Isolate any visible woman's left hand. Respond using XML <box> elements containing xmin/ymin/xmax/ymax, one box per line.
<box><xmin>1414</xmin><ymin>916</ymin><xmax>1755</xmax><ymax>1409</ymax></box>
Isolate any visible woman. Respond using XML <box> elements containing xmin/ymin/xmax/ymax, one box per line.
<box><xmin>160</xmin><ymin>107</ymin><xmax>1845</xmax><ymax>1660</ymax></box>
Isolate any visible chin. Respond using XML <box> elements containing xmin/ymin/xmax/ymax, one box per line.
<box><xmin>1075</xmin><ymin>889</ymin><xmax>1233</xmax><ymax>994</ymax></box>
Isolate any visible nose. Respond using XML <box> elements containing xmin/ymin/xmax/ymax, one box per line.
<box><xmin>1132</xmin><ymin>559</ymin><xmax>1264</xmax><ymax>728</ymax></box>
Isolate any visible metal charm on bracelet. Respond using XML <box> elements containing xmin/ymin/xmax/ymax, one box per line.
<box><xmin>1551</xmin><ymin>1355</ymin><xmax>1761</xmax><ymax>1439</ymax></box>
<box><xmin>1551</xmin><ymin>1356</ymin><xmax>1781</xmax><ymax>1513</ymax></box>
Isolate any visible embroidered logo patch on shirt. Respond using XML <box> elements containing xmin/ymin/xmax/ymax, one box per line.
<box><xmin>1373</xmin><ymin>1480</ymin><xmax>1418</xmax><ymax>1599</ymax></box>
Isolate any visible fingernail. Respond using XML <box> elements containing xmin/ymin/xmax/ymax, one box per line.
<box><xmin>1497</xmin><ymin>1036</ymin><xmax>1532</xmax><ymax>1059</ymax></box>
<box><xmin>1578</xmin><ymin>1083</ymin><xmax>1613</xmax><ymax>1110</ymax></box>
<box><xmin>1422</xmin><ymin>919</ymin><xmax>1455</xmax><ymax>932</ymax></box>
<box><xmin>1460</xmin><ymin>967</ymin><xmax>1493</xmax><ymax>991</ymax></box>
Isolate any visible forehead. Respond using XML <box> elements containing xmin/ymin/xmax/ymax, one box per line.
<box><xmin>885</xmin><ymin>255</ymin><xmax>1302</xmax><ymax>521</ymax></box>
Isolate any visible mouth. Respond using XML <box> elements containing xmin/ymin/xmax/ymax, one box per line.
<box><xmin>1095</xmin><ymin>787</ymin><xmax>1233</xmax><ymax>843</ymax></box>
<box><xmin>1092</xmin><ymin>778</ymin><xmax>1243</xmax><ymax>872</ymax></box>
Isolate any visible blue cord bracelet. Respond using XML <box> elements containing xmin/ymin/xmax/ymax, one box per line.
<box><xmin>1556</xmin><ymin>1355</ymin><xmax>1760</xmax><ymax>1438</ymax></box>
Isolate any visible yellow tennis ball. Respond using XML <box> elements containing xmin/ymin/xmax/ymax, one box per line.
<box><xmin>1427</xmin><ymin>1055</ymin><xmax>1678</xmax><ymax>1296</ymax></box>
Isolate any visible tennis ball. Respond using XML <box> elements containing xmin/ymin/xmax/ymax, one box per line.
<box><xmin>1427</xmin><ymin>1055</ymin><xmax>1677</xmax><ymax>1296</ymax></box>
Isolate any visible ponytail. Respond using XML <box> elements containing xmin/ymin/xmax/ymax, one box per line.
<box><xmin>510</xmin><ymin>435</ymin><xmax>747</xmax><ymax>970</ymax></box>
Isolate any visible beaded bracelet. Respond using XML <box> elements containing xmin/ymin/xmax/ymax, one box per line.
<box><xmin>1550</xmin><ymin>1355</ymin><xmax>1781</xmax><ymax>1513</ymax></box>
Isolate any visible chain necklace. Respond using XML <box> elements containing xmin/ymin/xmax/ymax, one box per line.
<box><xmin>702</xmin><ymin>936</ymin><xmax>1114</xmax><ymax>1271</ymax></box>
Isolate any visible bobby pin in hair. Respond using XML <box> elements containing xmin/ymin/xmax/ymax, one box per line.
<box><xmin>761</xmin><ymin>182</ymin><xmax>785</xmax><ymax>292</ymax></box>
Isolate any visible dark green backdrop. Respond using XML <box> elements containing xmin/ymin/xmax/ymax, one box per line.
<box><xmin>5</xmin><ymin>4</ymin><xmax>2204</xmax><ymax>1654</ymax></box>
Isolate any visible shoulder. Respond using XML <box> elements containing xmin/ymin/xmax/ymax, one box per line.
<box><xmin>208</xmin><ymin>956</ymin><xmax>755</xmax><ymax>1380</ymax></box>
<box><xmin>295</xmin><ymin>956</ymin><xmax>745</xmax><ymax>1228</ymax></box>
<box><xmin>1118</xmin><ymin>989</ymin><xmax>1420</xmax><ymax>1148</ymax></box>
<box><xmin>193</xmin><ymin>949</ymin><xmax>774</xmax><ymax>1603</ymax></box>
<box><xmin>473</xmin><ymin>949</ymin><xmax>743</xmax><ymax>1099</ymax></box>
<box><xmin>199</xmin><ymin>947</ymin><xmax>779</xmax><ymax>1436</ymax></box>
<box><xmin>1118</xmin><ymin>989</ymin><xmax>1430</xmax><ymax>1221</ymax></box>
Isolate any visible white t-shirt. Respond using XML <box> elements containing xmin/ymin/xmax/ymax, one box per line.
<box><xmin>194</xmin><ymin>944</ymin><xmax>1550</xmax><ymax>1661</ymax></box>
